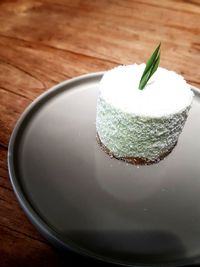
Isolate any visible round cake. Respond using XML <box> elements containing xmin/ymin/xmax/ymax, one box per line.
<box><xmin>96</xmin><ymin>64</ymin><xmax>194</xmax><ymax>164</ymax></box>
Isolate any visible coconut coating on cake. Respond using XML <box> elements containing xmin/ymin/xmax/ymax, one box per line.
<box><xmin>96</xmin><ymin>64</ymin><xmax>193</xmax><ymax>162</ymax></box>
<box><xmin>96</xmin><ymin>96</ymin><xmax>190</xmax><ymax>161</ymax></box>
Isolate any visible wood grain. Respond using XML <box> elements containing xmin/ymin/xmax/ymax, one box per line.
<box><xmin>0</xmin><ymin>0</ymin><xmax>199</xmax><ymax>266</ymax></box>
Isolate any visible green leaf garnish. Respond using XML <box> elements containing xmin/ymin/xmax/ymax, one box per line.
<box><xmin>139</xmin><ymin>43</ymin><xmax>161</xmax><ymax>90</ymax></box>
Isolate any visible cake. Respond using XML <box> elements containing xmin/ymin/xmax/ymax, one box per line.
<box><xmin>96</xmin><ymin>63</ymin><xmax>194</xmax><ymax>164</ymax></box>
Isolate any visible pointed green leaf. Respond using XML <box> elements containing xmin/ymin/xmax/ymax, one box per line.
<box><xmin>138</xmin><ymin>43</ymin><xmax>161</xmax><ymax>90</ymax></box>
<box><xmin>140</xmin><ymin>43</ymin><xmax>161</xmax><ymax>81</ymax></box>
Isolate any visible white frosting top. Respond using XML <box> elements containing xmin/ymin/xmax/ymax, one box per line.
<box><xmin>99</xmin><ymin>64</ymin><xmax>194</xmax><ymax>117</ymax></box>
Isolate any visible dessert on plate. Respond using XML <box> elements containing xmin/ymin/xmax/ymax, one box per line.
<box><xmin>96</xmin><ymin>44</ymin><xmax>194</xmax><ymax>164</ymax></box>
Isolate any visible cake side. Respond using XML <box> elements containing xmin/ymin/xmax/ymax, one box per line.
<box><xmin>96</xmin><ymin>95</ymin><xmax>191</xmax><ymax>162</ymax></box>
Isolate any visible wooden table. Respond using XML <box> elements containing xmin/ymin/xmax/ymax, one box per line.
<box><xmin>0</xmin><ymin>0</ymin><xmax>200</xmax><ymax>266</ymax></box>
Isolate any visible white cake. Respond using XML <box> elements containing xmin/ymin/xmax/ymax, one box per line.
<box><xmin>96</xmin><ymin>64</ymin><xmax>194</xmax><ymax>164</ymax></box>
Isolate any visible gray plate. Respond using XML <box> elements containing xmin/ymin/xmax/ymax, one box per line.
<box><xmin>8</xmin><ymin>72</ymin><xmax>200</xmax><ymax>267</ymax></box>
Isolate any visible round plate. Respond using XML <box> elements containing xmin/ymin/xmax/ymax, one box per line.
<box><xmin>8</xmin><ymin>72</ymin><xmax>200</xmax><ymax>267</ymax></box>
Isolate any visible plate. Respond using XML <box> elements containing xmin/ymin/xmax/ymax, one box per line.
<box><xmin>8</xmin><ymin>72</ymin><xmax>200</xmax><ymax>267</ymax></box>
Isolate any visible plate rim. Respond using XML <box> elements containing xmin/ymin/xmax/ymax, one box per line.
<box><xmin>7</xmin><ymin>71</ymin><xmax>200</xmax><ymax>267</ymax></box>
